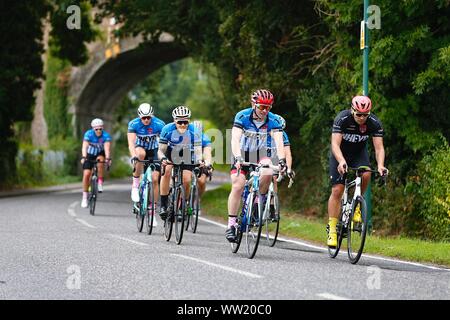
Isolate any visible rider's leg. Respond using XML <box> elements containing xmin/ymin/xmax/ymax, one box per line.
<box><xmin>97</xmin><ymin>154</ymin><xmax>105</xmax><ymax>183</ymax></box>
<box><xmin>361</xmin><ymin>172</ymin><xmax>372</xmax><ymax>193</ymax></box>
<box><xmin>131</xmin><ymin>148</ymin><xmax>146</xmax><ymax>202</ymax></box>
<box><xmin>81</xmin><ymin>168</ymin><xmax>92</xmax><ymax>207</ymax></box>
<box><xmin>183</xmin><ymin>170</ymin><xmax>192</xmax><ymax>199</ymax></box>
<box><xmin>159</xmin><ymin>163</ymin><xmax>173</xmax><ymax>219</ymax></box>
<box><xmin>198</xmin><ymin>174</ymin><xmax>207</xmax><ymax>197</ymax></box>
<box><xmin>152</xmin><ymin>170</ymin><xmax>160</xmax><ymax>206</ymax></box>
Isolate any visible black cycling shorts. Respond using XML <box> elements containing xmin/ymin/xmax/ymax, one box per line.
<box><xmin>136</xmin><ymin>148</ymin><xmax>161</xmax><ymax>172</ymax></box>
<box><xmin>329</xmin><ymin>148</ymin><xmax>370</xmax><ymax>185</ymax></box>
<box><xmin>82</xmin><ymin>152</ymin><xmax>105</xmax><ymax>170</ymax></box>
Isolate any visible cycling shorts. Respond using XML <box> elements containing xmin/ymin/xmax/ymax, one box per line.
<box><xmin>329</xmin><ymin>148</ymin><xmax>370</xmax><ymax>185</ymax></box>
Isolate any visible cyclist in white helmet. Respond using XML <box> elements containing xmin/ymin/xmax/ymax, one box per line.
<box><xmin>157</xmin><ymin>106</ymin><xmax>212</xmax><ymax>220</ymax></box>
<box><xmin>80</xmin><ymin>118</ymin><xmax>112</xmax><ymax>208</ymax></box>
<box><xmin>127</xmin><ymin>103</ymin><xmax>166</xmax><ymax>222</ymax></box>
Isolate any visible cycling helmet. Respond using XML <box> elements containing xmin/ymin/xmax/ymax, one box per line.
<box><xmin>172</xmin><ymin>105</ymin><xmax>191</xmax><ymax>119</ymax></box>
<box><xmin>351</xmin><ymin>96</ymin><xmax>372</xmax><ymax>113</ymax></box>
<box><xmin>91</xmin><ymin>118</ymin><xmax>104</xmax><ymax>128</ymax></box>
<box><xmin>137</xmin><ymin>103</ymin><xmax>154</xmax><ymax>118</ymax></box>
<box><xmin>251</xmin><ymin>89</ymin><xmax>274</xmax><ymax>105</ymax></box>
<box><xmin>278</xmin><ymin>116</ymin><xmax>286</xmax><ymax>130</ymax></box>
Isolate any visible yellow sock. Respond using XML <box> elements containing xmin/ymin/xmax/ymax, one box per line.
<box><xmin>328</xmin><ymin>218</ymin><xmax>338</xmax><ymax>232</ymax></box>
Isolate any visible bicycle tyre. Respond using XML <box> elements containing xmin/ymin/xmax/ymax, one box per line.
<box><xmin>136</xmin><ymin>184</ymin><xmax>145</xmax><ymax>232</ymax></box>
<box><xmin>231</xmin><ymin>193</ymin><xmax>249</xmax><ymax>254</ymax></box>
<box><xmin>347</xmin><ymin>195</ymin><xmax>368</xmax><ymax>264</ymax></box>
<box><xmin>190</xmin><ymin>185</ymin><xmax>199</xmax><ymax>233</ymax></box>
<box><xmin>174</xmin><ymin>185</ymin><xmax>186</xmax><ymax>245</ymax></box>
<box><xmin>164</xmin><ymin>189</ymin><xmax>174</xmax><ymax>241</ymax></box>
<box><xmin>265</xmin><ymin>193</ymin><xmax>280</xmax><ymax>247</ymax></box>
<box><xmin>89</xmin><ymin>176</ymin><xmax>98</xmax><ymax>216</ymax></box>
<box><xmin>145</xmin><ymin>180</ymin><xmax>155</xmax><ymax>235</ymax></box>
<box><xmin>245</xmin><ymin>192</ymin><xmax>263</xmax><ymax>259</ymax></box>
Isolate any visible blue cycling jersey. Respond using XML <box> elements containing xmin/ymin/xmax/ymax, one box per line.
<box><xmin>160</xmin><ymin>123</ymin><xmax>211</xmax><ymax>148</ymax></box>
<box><xmin>233</xmin><ymin>107</ymin><xmax>283</xmax><ymax>153</ymax></box>
<box><xmin>127</xmin><ymin>116</ymin><xmax>166</xmax><ymax>150</ymax></box>
<box><xmin>83</xmin><ymin>129</ymin><xmax>112</xmax><ymax>156</ymax></box>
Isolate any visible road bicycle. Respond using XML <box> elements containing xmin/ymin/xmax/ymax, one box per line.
<box><xmin>230</xmin><ymin>162</ymin><xmax>283</xmax><ymax>259</ymax></box>
<box><xmin>132</xmin><ymin>159</ymin><xmax>159</xmax><ymax>234</ymax></box>
<box><xmin>86</xmin><ymin>159</ymin><xmax>109</xmax><ymax>216</ymax></box>
<box><xmin>185</xmin><ymin>165</ymin><xmax>212</xmax><ymax>233</ymax></box>
<box><xmin>161</xmin><ymin>162</ymin><xmax>192</xmax><ymax>245</ymax></box>
<box><xmin>328</xmin><ymin>165</ymin><xmax>387</xmax><ymax>264</ymax></box>
<box><xmin>262</xmin><ymin>170</ymin><xmax>294</xmax><ymax>247</ymax></box>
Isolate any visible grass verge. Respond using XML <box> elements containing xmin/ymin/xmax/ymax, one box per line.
<box><xmin>202</xmin><ymin>184</ymin><xmax>450</xmax><ymax>267</ymax></box>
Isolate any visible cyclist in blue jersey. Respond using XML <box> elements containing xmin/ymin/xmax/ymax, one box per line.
<box><xmin>327</xmin><ymin>96</ymin><xmax>388</xmax><ymax>247</ymax></box>
<box><xmin>80</xmin><ymin>118</ymin><xmax>112</xmax><ymax>208</ymax></box>
<box><xmin>157</xmin><ymin>106</ymin><xmax>213</xmax><ymax>220</ymax></box>
<box><xmin>127</xmin><ymin>103</ymin><xmax>166</xmax><ymax>215</ymax></box>
<box><xmin>225</xmin><ymin>89</ymin><xmax>287</xmax><ymax>242</ymax></box>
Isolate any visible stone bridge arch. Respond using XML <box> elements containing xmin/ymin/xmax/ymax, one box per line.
<box><xmin>69</xmin><ymin>33</ymin><xmax>188</xmax><ymax>137</ymax></box>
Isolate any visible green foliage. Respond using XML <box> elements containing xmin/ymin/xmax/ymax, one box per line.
<box><xmin>415</xmin><ymin>138</ymin><xmax>450</xmax><ymax>240</ymax></box>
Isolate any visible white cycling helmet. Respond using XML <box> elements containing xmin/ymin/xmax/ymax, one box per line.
<box><xmin>137</xmin><ymin>103</ymin><xmax>154</xmax><ymax>118</ymax></box>
<box><xmin>278</xmin><ymin>115</ymin><xmax>286</xmax><ymax>130</ymax></box>
<box><xmin>172</xmin><ymin>105</ymin><xmax>191</xmax><ymax>119</ymax></box>
<box><xmin>91</xmin><ymin>118</ymin><xmax>104</xmax><ymax>128</ymax></box>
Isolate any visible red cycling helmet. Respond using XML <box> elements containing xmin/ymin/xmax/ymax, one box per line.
<box><xmin>351</xmin><ymin>95</ymin><xmax>372</xmax><ymax>113</ymax></box>
<box><xmin>251</xmin><ymin>89</ymin><xmax>274</xmax><ymax>105</ymax></box>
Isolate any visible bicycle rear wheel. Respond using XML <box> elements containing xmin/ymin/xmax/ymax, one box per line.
<box><xmin>347</xmin><ymin>196</ymin><xmax>368</xmax><ymax>264</ymax></box>
<box><xmin>174</xmin><ymin>186</ymin><xmax>186</xmax><ymax>245</ymax></box>
<box><xmin>265</xmin><ymin>193</ymin><xmax>280</xmax><ymax>247</ymax></box>
<box><xmin>245</xmin><ymin>192</ymin><xmax>263</xmax><ymax>259</ymax></box>
<box><xmin>89</xmin><ymin>176</ymin><xmax>98</xmax><ymax>216</ymax></box>
<box><xmin>145</xmin><ymin>181</ymin><xmax>155</xmax><ymax>235</ymax></box>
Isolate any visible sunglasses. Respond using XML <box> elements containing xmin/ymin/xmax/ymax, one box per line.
<box><xmin>354</xmin><ymin>112</ymin><xmax>370</xmax><ymax>118</ymax></box>
<box><xmin>255</xmin><ymin>104</ymin><xmax>272</xmax><ymax>111</ymax></box>
<box><xmin>176</xmin><ymin>121</ymin><xmax>189</xmax><ymax>125</ymax></box>
<box><xmin>94</xmin><ymin>128</ymin><xmax>103</xmax><ymax>131</ymax></box>
<box><xmin>141</xmin><ymin>116</ymin><xmax>151</xmax><ymax>121</ymax></box>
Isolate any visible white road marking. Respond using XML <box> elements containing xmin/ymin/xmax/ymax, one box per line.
<box><xmin>172</xmin><ymin>254</ymin><xmax>263</xmax><ymax>279</ymax></box>
<box><xmin>109</xmin><ymin>235</ymin><xmax>148</xmax><ymax>246</ymax></box>
<box><xmin>75</xmin><ymin>218</ymin><xmax>97</xmax><ymax>229</ymax></box>
<box><xmin>317</xmin><ymin>293</ymin><xmax>350</xmax><ymax>300</ymax></box>
<box><xmin>67</xmin><ymin>201</ymin><xmax>78</xmax><ymax>217</ymax></box>
<box><xmin>198</xmin><ymin>217</ymin><xmax>450</xmax><ymax>272</ymax></box>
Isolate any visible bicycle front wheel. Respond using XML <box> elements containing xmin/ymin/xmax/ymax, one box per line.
<box><xmin>189</xmin><ymin>185</ymin><xmax>200</xmax><ymax>233</ymax></box>
<box><xmin>89</xmin><ymin>176</ymin><xmax>98</xmax><ymax>216</ymax></box>
<box><xmin>347</xmin><ymin>196</ymin><xmax>368</xmax><ymax>264</ymax></box>
<box><xmin>245</xmin><ymin>192</ymin><xmax>263</xmax><ymax>259</ymax></box>
<box><xmin>264</xmin><ymin>193</ymin><xmax>280</xmax><ymax>247</ymax></box>
<box><xmin>145</xmin><ymin>181</ymin><xmax>155</xmax><ymax>235</ymax></box>
<box><xmin>174</xmin><ymin>186</ymin><xmax>186</xmax><ymax>245</ymax></box>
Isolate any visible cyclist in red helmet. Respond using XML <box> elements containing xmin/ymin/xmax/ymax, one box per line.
<box><xmin>225</xmin><ymin>89</ymin><xmax>286</xmax><ymax>242</ymax></box>
<box><xmin>327</xmin><ymin>95</ymin><xmax>388</xmax><ymax>247</ymax></box>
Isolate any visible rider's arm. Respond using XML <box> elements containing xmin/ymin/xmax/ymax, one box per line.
<box><xmin>285</xmin><ymin>145</ymin><xmax>292</xmax><ymax>170</ymax></box>
<box><xmin>202</xmin><ymin>146</ymin><xmax>212</xmax><ymax>166</ymax></box>
<box><xmin>127</xmin><ymin>132</ymin><xmax>137</xmax><ymax>158</ymax></box>
<box><xmin>158</xmin><ymin>142</ymin><xmax>168</xmax><ymax>160</ymax></box>
<box><xmin>104</xmin><ymin>141</ymin><xmax>111</xmax><ymax>159</ymax></box>
<box><xmin>231</xmin><ymin>127</ymin><xmax>243</xmax><ymax>158</ymax></box>
<box><xmin>331</xmin><ymin>133</ymin><xmax>345</xmax><ymax>163</ymax></box>
<box><xmin>373</xmin><ymin>137</ymin><xmax>386</xmax><ymax>172</ymax></box>
<box><xmin>271</xmin><ymin>131</ymin><xmax>286</xmax><ymax>161</ymax></box>
<box><xmin>81</xmin><ymin>140</ymin><xmax>89</xmax><ymax>158</ymax></box>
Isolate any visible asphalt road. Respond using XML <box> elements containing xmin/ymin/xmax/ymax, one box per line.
<box><xmin>1</xmin><ymin>178</ymin><xmax>449</xmax><ymax>300</ymax></box>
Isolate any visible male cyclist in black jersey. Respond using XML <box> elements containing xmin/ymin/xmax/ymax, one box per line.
<box><xmin>327</xmin><ymin>96</ymin><xmax>388</xmax><ymax>247</ymax></box>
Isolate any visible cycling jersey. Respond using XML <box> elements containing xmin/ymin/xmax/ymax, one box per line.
<box><xmin>83</xmin><ymin>129</ymin><xmax>112</xmax><ymax>156</ymax></box>
<box><xmin>332</xmin><ymin>109</ymin><xmax>383</xmax><ymax>154</ymax></box>
<box><xmin>160</xmin><ymin>123</ymin><xmax>211</xmax><ymax>164</ymax></box>
<box><xmin>233</xmin><ymin>108</ymin><xmax>283</xmax><ymax>162</ymax></box>
<box><xmin>127</xmin><ymin>116</ymin><xmax>166</xmax><ymax>150</ymax></box>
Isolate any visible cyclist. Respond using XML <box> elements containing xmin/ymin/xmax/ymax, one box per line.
<box><xmin>127</xmin><ymin>103</ymin><xmax>166</xmax><ymax>217</ymax></box>
<box><xmin>80</xmin><ymin>118</ymin><xmax>112</xmax><ymax>208</ymax></box>
<box><xmin>157</xmin><ymin>106</ymin><xmax>212</xmax><ymax>220</ymax></box>
<box><xmin>327</xmin><ymin>95</ymin><xmax>388</xmax><ymax>247</ymax></box>
<box><xmin>226</xmin><ymin>89</ymin><xmax>286</xmax><ymax>242</ymax></box>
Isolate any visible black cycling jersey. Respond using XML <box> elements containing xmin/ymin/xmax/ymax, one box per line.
<box><xmin>332</xmin><ymin>109</ymin><xmax>384</xmax><ymax>154</ymax></box>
